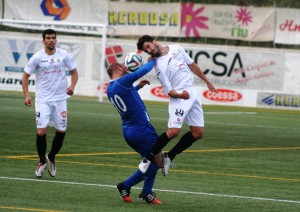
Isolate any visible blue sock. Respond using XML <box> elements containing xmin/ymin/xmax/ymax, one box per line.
<box><xmin>123</xmin><ymin>169</ymin><xmax>144</xmax><ymax>189</ymax></box>
<box><xmin>142</xmin><ymin>163</ymin><xmax>159</xmax><ymax>194</ymax></box>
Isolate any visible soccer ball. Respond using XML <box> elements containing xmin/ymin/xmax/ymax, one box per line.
<box><xmin>124</xmin><ymin>52</ymin><xmax>143</xmax><ymax>72</ymax></box>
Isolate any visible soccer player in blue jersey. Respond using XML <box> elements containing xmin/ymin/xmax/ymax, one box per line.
<box><xmin>106</xmin><ymin>58</ymin><xmax>162</xmax><ymax>204</ymax></box>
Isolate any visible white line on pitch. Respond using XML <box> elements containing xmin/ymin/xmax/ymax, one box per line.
<box><xmin>1</xmin><ymin>176</ymin><xmax>299</xmax><ymax>204</ymax></box>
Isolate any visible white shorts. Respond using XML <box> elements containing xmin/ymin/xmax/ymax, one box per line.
<box><xmin>35</xmin><ymin>99</ymin><xmax>68</xmax><ymax>131</ymax></box>
<box><xmin>168</xmin><ymin>87</ymin><xmax>204</xmax><ymax>128</ymax></box>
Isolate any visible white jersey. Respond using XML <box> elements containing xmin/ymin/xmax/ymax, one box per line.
<box><xmin>155</xmin><ymin>44</ymin><xmax>194</xmax><ymax>94</ymax></box>
<box><xmin>24</xmin><ymin>48</ymin><xmax>76</xmax><ymax>102</ymax></box>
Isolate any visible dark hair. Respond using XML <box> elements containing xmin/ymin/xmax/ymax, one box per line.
<box><xmin>42</xmin><ymin>29</ymin><xmax>56</xmax><ymax>40</ymax></box>
<box><xmin>107</xmin><ymin>63</ymin><xmax>122</xmax><ymax>78</ymax></box>
<box><xmin>137</xmin><ymin>35</ymin><xmax>154</xmax><ymax>51</ymax></box>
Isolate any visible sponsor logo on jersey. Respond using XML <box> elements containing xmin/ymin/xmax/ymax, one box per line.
<box><xmin>203</xmin><ymin>89</ymin><xmax>242</xmax><ymax>102</ymax></box>
<box><xmin>151</xmin><ymin>86</ymin><xmax>169</xmax><ymax>99</ymax></box>
<box><xmin>60</xmin><ymin>111</ymin><xmax>67</xmax><ymax>118</ymax></box>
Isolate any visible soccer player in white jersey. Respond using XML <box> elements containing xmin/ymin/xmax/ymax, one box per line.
<box><xmin>22</xmin><ymin>29</ymin><xmax>78</xmax><ymax>178</ymax></box>
<box><xmin>137</xmin><ymin>35</ymin><xmax>218</xmax><ymax>175</ymax></box>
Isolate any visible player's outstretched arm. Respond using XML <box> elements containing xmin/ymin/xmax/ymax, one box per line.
<box><xmin>124</xmin><ymin>59</ymin><xmax>156</xmax><ymax>86</ymax></box>
<box><xmin>188</xmin><ymin>63</ymin><xmax>218</xmax><ymax>93</ymax></box>
<box><xmin>134</xmin><ymin>59</ymin><xmax>156</xmax><ymax>79</ymax></box>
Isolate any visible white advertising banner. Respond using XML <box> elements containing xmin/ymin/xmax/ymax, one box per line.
<box><xmin>0</xmin><ymin>32</ymin><xmax>93</xmax><ymax>96</ymax></box>
<box><xmin>284</xmin><ymin>52</ymin><xmax>300</xmax><ymax>94</ymax></box>
<box><xmin>180</xmin><ymin>4</ymin><xmax>275</xmax><ymax>41</ymax></box>
<box><xmin>108</xmin><ymin>2</ymin><xmax>181</xmax><ymax>37</ymax></box>
<box><xmin>0</xmin><ymin>33</ymin><xmax>86</xmax><ymax>75</ymax></box>
<box><xmin>3</xmin><ymin>0</ymin><xmax>108</xmax><ymax>34</ymax></box>
<box><xmin>275</xmin><ymin>8</ymin><xmax>300</xmax><ymax>45</ymax></box>
<box><xmin>1</xmin><ymin>32</ymin><xmax>299</xmax><ymax>109</ymax></box>
<box><xmin>257</xmin><ymin>92</ymin><xmax>300</xmax><ymax>109</ymax></box>
<box><xmin>179</xmin><ymin>45</ymin><xmax>285</xmax><ymax>91</ymax></box>
<box><xmin>107</xmin><ymin>3</ymin><xmax>275</xmax><ymax>41</ymax></box>
<box><xmin>0</xmin><ymin>1</ymin><xmax>281</xmax><ymax>42</ymax></box>
<box><xmin>101</xmin><ymin>40</ymin><xmax>290</xmax><ymax>108</ymax></box>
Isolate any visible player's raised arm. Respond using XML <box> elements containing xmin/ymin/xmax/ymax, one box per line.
<box><xmin>132</xmin><ymin>59</ymin><xmax>156</xmax><ymax>79</ymax></box>
<box><xmin>188</xmin><ymin>63</ymin><xmax>218</xmax><ymax>93</ymax></box>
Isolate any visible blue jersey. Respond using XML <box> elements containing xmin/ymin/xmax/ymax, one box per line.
<box><xmin>107</xmin><ymin>60</ymin><xmax>155</xmax><ymax>127</ymax></box>
<box><xmin>107</xmin><ymin>60</ymin><xmax>157</xmax><ymax>156</ymax></box>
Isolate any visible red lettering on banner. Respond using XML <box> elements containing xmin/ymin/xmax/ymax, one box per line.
<box><xmin>279</xmin><ymin>19</ymin><xmax>300</xmax><ymax>32</ymax></box>
<box><xmin>151</xmin><ymin>87</ymin><xmax>169</xmax><ymax>99</ymax></box>
<box><xmin>203</xmin><ymin>89</ymin><xmax>242</xmax><ymax>102</ymax></box>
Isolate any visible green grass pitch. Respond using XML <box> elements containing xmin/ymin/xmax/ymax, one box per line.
<box><xmin>0</xmin><ymin>91</ymin><xmax>299</xmax><ymax>212</ymax></box>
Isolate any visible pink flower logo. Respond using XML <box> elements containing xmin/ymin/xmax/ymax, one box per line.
<box><xmin>181</xmin><ymin>3</ymin><xmax>209</xmax><ymax>37</ymax></box>
<box><xmin>236</xmin><ymin>7</ymin><xmax>252</xmax><ymax>26</ymax></box>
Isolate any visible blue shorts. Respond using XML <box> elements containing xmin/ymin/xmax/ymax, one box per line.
<box><xmin>123</xmin><ymin>123</ymin><xmax>158</xmax><ymax>158</ymax></box>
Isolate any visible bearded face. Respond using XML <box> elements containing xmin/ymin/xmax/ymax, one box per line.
<box><xmin>143</xmin><ymin>42</ymin><xmax>162</xmax><ymax>57</ymax></box>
